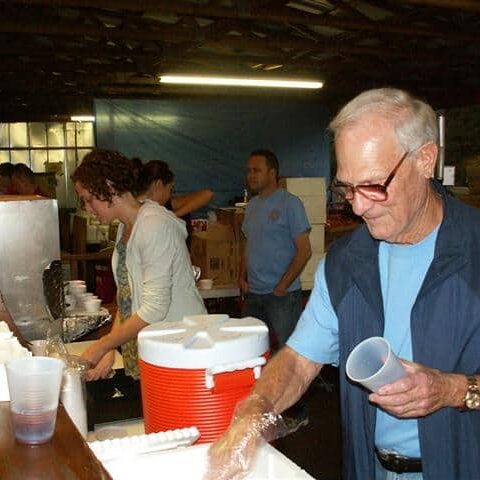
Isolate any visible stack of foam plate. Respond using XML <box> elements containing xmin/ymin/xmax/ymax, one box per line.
<box><xmin>0</xmin><ymin>321</ymin><xmax>32</xmax><ymax>401</ymax></box>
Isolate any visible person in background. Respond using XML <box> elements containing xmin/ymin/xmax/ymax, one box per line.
<box><xmin>0</xmin><ymin>162</ymin><xmax>14</xmax><ymax>194</ymax></box>
<box><xmin>136</xmin><ymin>159</ymin><xmax>214</xmax><ymax>218</ymax></box>
<box><xmin>206</xmin><ymin>88</ymin><xmax>480</xmax><ymax>480</ymax></box>
<box><xmin>10</xmin><ymin>163</ymin><xmax>45</xmax><ymax>196</ymax></box>
<box><xmin>240</xmin><ymin>149</ymin><xmax>311</xmax><ymax>350</ymax></box>
<box><xmin>136</xmin><ymin>159</ymin><xmax>214</xmax><ymax>249</ymax></box>
<box><xmin>72</xmin><ymin>149</ymin><xmax>206</xmax><ymax>380</ymax></box>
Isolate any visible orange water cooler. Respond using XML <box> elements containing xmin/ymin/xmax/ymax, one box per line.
<box><xmin>138</xmin><ymin>314</ymin><xmax>269</xmax><ymax>444</ymax></box>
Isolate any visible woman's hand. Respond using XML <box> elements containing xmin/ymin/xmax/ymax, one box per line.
<box><xmin>83</xmin><ymin>350</ymin><xmax>116</xmax><ymax>381</ymax></box>
<box><xmin>81</xmin><ymin>340</ymin><xmax>115</xmax><ymax>381</ymax></box>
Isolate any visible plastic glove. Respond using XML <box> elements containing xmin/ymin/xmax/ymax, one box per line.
<box><xmin>204</xmin><ymin>394</ymin><xmax>288</xmax><ymax>480</ymax></box>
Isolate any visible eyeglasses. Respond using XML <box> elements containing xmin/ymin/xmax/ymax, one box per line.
<box><xmin>331</xmin><ymin>150</ymin><xmax>410</xmax><ymax>202</ymax></box>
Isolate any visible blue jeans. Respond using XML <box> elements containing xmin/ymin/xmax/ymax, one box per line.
<box><xmin>375</xmin><ymin>457</ymin><xmax>423</xmax><ymax>480</ymax></box>
<box><xmin>243</xmin><ymin>290</ymin><xmax>303</xmax><ymax>350</ymax></box>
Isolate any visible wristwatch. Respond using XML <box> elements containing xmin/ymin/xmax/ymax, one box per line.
<box><xmin>463</xmin><ymin>376</ymin><xmax>480</xmax><ymax>410</ymax></box>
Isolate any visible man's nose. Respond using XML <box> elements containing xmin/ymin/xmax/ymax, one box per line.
<box><xmin>350</xmin><ymin>191</ymin><xmax>374</xmax><ymax>217</ymax></box>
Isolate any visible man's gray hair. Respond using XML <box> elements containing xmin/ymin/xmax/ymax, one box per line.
<box><xmin>329</xmin><ymin>88</ymin><xmax>438</xmax><ymax>151</ymax></box>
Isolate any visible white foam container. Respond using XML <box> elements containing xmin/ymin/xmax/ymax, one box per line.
<box><xmin>93</xmin><ymin>438</ymin><xmax>314</xmax><ymax>480</ymax></box>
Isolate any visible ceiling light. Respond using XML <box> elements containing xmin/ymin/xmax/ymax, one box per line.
<box><xmin>264</xmin><ymin>64</ymin><xmax>284</xmax><ymax>71</ymax></box>
<box><xmin>159</xmin><ymin>75</ymin><xmax>323</xmax><ymax>89</ymax></box>
<box><xmin>71</xmin><ymin>115</ymin><xmax>95</xmax><ymax>122</ymax></box>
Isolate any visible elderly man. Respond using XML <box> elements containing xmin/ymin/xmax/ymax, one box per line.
<box><xmin>207</xmin><ymin>88</ymin><xmax>480</xmax><ymax>480</ymax></box>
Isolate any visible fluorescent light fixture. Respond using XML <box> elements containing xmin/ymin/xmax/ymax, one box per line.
<box><xmin>71</xmin><ymin>115</ymin><xmax>95</xmax><ymax>122</ymax></box>
<box><xmin>159</xmin><ymin>75</ymin><xmax>323</xmax><ymax>89</ymax></box>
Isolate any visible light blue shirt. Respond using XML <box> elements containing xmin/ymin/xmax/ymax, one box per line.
<box><xmin>242</xmin><ymin>188</ymin><xmax>310</xmax><ymax>294</ymax></box>
<box><xmin>287</xmin><ymin>226</ymin><xmax>439</xmax><ymax>457</ymax></box>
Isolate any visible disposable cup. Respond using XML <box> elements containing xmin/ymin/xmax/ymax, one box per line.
<box><xmin>5</xmin><ymin>357</ymin><xmax>64</xmax><ymax>444</ymax></box>
<box><xmin>198</xmin><ymin>279</ymin><xmax>213</xmax><ymax>290</ymax></box>
<box><xmin>84</xmin><ymin>298</ymin><xmax>102</xmax><ymax>313</ymax></box>
<box><xmin>30</xmin><ymin>339</ymin><xmax>48</xmax><ymax>356</ymax></box>
<box><xmin>345</xmin><ymin>337</ymin><xmax>407</xmax><ymax>392</ymax></box>
<box><xmin>71</xmin><ymin>284</ymin><xmax>87</xmax><ymax>297</ymax></box>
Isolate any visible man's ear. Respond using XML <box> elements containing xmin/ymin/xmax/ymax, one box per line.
<box><xmin>416</xmin><ymin>142</ymin><xmax>438</xmax><ymax>179</ymax></box>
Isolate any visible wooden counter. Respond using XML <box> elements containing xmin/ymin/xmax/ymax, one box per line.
<box><xmin>0</xmin><ymin>402</ymin><xmax>111</xmax><ymax>480</ymax></box>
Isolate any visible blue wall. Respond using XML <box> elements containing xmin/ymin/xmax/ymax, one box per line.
<box><xmin>95</xmin><ymin>97</ymin><xmax>331</xmax><ymax>207</ymax></box>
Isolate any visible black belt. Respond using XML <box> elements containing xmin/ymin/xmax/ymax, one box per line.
<box><xmin>375</xmin><ymin>449</ymin><xmax>423</xmax><ymax>474</ymax></box>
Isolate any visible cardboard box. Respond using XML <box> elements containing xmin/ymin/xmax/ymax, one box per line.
<box><xmin>309</xmin><ymin>224</ymin><xmax>325</xmax><ymax>253</ymax></box>
<box><xmin>92</xmin><ymin>439</ymin><xmax>315</xmax><ymax>480</ymax></box>
<box><xmin>216</xmin><ymin>207</ymin><xmax>246</xmax><ymax>265</ymax></box>
<box><xmin>300</xmin><ymin>252</ymin><xmax>325</xmax><ymax>290</ymax></box>
<box><xmin>190</xmin><ymin>224</ymin><xmax>237</xmax><ymax>288</ymax></box>
<box><xmin>279</xmin><ymin>177</ymin><xmax>327</xmax><ymax>225</ymax></box>
<box><xmin>216</xmin><ymin>207</ymin><xmax>245</xmax><ymax>241</ymax></box>
<box><xmin>279</xmin><ymin>177</ymin><xmax>327</xmax><ymax>197</ymax></box>
<box><xmin>302</xmin><ymin>195</ymin><xmax>327</xmax><ymax>225</ymax></box>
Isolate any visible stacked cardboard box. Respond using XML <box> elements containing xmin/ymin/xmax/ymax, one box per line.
<box><xmin>216</xmin><ymin>207</ymin><xmax>246</xmax><ymax>286</ymax></box>
<box><xmin>190</xmin><ymin>223</ymin><xmax>237</xmax><ymax>288</ymax></box>
<box><xmin>279</xmin><ymin>177</ymin><xmax>326</xmax><ymax>291</ymax></box>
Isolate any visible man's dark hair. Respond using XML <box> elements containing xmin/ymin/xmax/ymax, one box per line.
<box><xmin>0</xmin><ymin>162</ymin><xmax>14</xmax><ymax>179</ymax></box>
<box><xmin>12</xmin><ymin>163</ymin><xmax>35</xmax><ymax>182</ymax></box>
<box><xmin>250</xmin><ymin>149</ymin><xmax>279</xmax><ymax>179</ymax></box>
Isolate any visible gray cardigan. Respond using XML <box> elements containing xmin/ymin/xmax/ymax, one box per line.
<box><xmin>112</xmin><ymin>200</ymin><xmax>206</xmax><ymax>324</ymax></box>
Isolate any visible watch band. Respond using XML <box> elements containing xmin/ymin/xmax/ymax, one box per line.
<box><xmin>463</xmin><ymin>375</ymin><xmax>480</xmax><ymax>410</ymax></box>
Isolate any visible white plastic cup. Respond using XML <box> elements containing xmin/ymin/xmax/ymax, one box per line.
<box><xmin>68</xmin><ymin>280</ymin><xmax>85</xmax><ymax>293</ymax></box>
<box><xmin>30</xmin><ymin>339</ymin><xmax>48</xmax><ymax>356</ymax></box>
<box><xmin>61</xmin><ymin>368</ymin><xmax>88</xmax><ymax>438</ymax></box>
<box><xmin>84</xmin><ymin>298</ymin><xmax>101</xmax><ymax>313</ymax></box>
<box><xmin>198</xmin><ymin>279</ymin><xmax>213</xmax><ymax>290</ymax></box>
<box><xmin>71</xmin><ymin>284</ymin><xmax>87</xmax><ymax>298</ymax></box>
<box><xmin>5</xmin><ymin>357</ymin><xmax>64</xmax><ymax>444</ymax></box>
<box><xmin>345</xmin><ymin>337</ymin><xmax>407</xmax><ymax>392</ymax></box>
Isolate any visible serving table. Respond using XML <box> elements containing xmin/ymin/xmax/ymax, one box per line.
<box><xmin>0</xmin><ymin>402</ymin><xmax>111</xmax><ymax>480</ymax></box>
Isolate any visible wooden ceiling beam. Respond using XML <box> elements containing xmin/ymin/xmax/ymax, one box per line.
<box><xmin>5</xmin><ymin>16</ymin><xmax>480</xmax><ymax>63</ymax></box>
<box><xmin>326</xmin><ymin>0</ymin><xmax>372</xmax><ymax>20</ymax></box>
<box><xmin>202</xmin><ymin>36</ymin><xmax>480</xmax><ymax>63</ymax></box>
<box><xmin>4</xmin><ymin>0</ymin><xmax>480</xmax><ymax>41</ymax></box>
<box><xmin>0</xmin><ymin>17</ymin><xmax>194</xmax><ymax>43</ymax></box>
<box><xmin>402</xmin><ymin>0</ymin><xmax>480</xmax><ymax>12</ymax></box>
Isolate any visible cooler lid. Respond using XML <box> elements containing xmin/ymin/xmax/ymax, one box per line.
<box><xmin>138</xmin><ymin>314</ymin><xmax>269</xmax><ymax>368</ymax></box>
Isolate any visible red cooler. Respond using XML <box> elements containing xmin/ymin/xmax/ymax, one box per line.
<box><xmin>138</xmin><ymin>314</ymin><xmax>269</xmax><ymax>444</ymax></box>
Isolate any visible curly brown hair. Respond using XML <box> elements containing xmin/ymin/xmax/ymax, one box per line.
<box><xmin>72</xmin><ymin>149</ymin><xmax>136</xmax><ymax>203</ymax></box>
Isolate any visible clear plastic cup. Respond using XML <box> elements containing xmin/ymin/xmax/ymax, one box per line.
<box><xmin>5</xmin><ymin>357</ymin><xmax>64</xmax><ymax>444</ymax></box>
<box><xmin>30</xmin><ymin>339</ymin><xmax>48</xmax><ymax>356</ymax></box>
<box><xmin>345</xmin><ymin>337</ymin><xmax>407</xmax><ymax>392</ymax></box>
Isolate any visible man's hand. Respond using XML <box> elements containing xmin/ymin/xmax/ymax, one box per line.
<box><xmin>273</xmin><ymin>285</ymin><xmax>287</xmax><ymax>297</ymax></box>
<box><xmin>239</xmin><ymin>277</ymin><xmax>249</xmax><ymax>295</ymax></box>
<box><xmin>204</xmin><ymin>395</ymin><xmax>281</xmax><ymax>480</ymax></box>
<box><xmin>369</xmin><ymin>359</ymin><xmax>467</xmax><ymax>417</ymax></box>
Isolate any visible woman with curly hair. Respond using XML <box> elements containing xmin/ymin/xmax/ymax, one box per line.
<box><xmin>72</xmin><ymin>149</ymin><xmax>206</xmax><ymax>380</ymax></box>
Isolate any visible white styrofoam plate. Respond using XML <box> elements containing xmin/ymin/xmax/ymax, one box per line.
<box><xmin>94</xmin><ymin>440</ymin><xmax>315</xmax><ymax>479</ymax></box>
<box><xmin>0</xmin><ymin>321</ymin><xmax>13</xmax><ymax>339</ymax></box>
<box><xmin>89</xmin><ymin>427</ymin><xmax>200</xmax><ymax>462</ymax></box>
